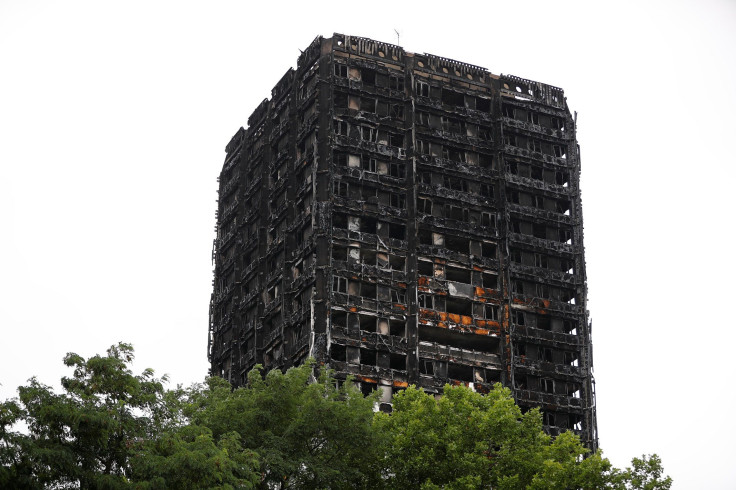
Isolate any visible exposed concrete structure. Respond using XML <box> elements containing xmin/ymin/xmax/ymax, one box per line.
<box><xmin>209</xmin><ymin>34</ymin><xmax>597</xmax><ymax>449</ymax></box>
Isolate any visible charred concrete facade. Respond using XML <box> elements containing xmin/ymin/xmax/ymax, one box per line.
<box><xmin>209</xmin><ymin>34</ymin><xmax>597</xmax><ymax>448</ymax></box>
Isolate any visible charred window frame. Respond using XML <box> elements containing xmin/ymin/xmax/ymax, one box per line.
<box><xmin>333</xmin><ymin>63</ymin><xmax>347</xmax><ymax>78</ymax></box>
<box><xmin>418</xmin><ymin>197</ymin><xmax>432</xmax><ymax>215</ymax></box>
<box><xmin>333</xmin><ymin>181</ymin><xmax>349</xmax><ymax>197</ymax></box>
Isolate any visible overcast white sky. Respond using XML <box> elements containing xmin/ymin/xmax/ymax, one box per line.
<box><xmin>1</xmin><ymin>0</ymin><xmax>734</xmax><ymax>487</ymax></box>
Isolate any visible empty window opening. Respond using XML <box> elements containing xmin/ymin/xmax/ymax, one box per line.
<box><xmin>331</xmin><ymin>344</ymin><xmax>347</xmax><ymax>362</ymax></box>
<box><xmin>418</xmin><ymin>228</ymin><xmax>432</xmax><ymax>245</ymax></box>
<box><xmin>332</xmin><ymin>310</ymin><xmax>347</xmax><ymax>328</ymax></box>
<box><xmin>390</xmin><ymin>319</ymin><xmax>405</xmax><ymax>337</ymax></box>
<box><xmin>415</xmin><ymin>81</ymin><xmax>430</xmax><ymax>97</ymax></box>
<box><xmin>446</xmin><ymin>297</ymin><xmax>472</xmax><ymax>316</ymax></box>
<box><xmin>362</xmin><ymin>68</ymin><xmax>376</xmax><ymax>85</ymax></box>
<box><xmin>553</xmin><ymin>145</ymin><xmax>567</xmax><ymax>159</ymax></box>
<box><xmin>418</xmin><ymin>293</ymin><xmax>434</xmax><ymax>309</ymax></box>
<box><xmin>390</xmin><ymin>289</ymin><xmax>406</xmax><ymax>304</ymax></box>
<box><xmin>418</xmin><ymin>198</ymin><xmax>432</xmax><ymax>215</ymax></box>
<box><xmin>361</xmin><ymin>282</ymin><xmax>377</xmax><ymax>299</ymax></box>
<box><xmin>333</xmin><ymin>63</ymin><xmax>347</xmax><ymax>77</ymax></box>
<box><xmin>361</xmin><ymin>217</ymin><xmax>377</xmax><ymax>234</ymax></box>
<box><xmin>556</xmin><ymin>200</ymin><xmax>571</xmax><ymax>215</ymax></box>
<box><xmin>446</xmin><ymin>205</ymin><xmax>469</xmax><ymax>222</ymax></box>
<box><xmin>390</xmin><ymin>193</ymin><xmax>405</xmax><ymax>209</ymax></box>
<box><xmin>537</xmin><ymin>316</ymin><xmax>551</xmax><ymax>331</ymax></box>
<box><xmin>333</xmin><ymin>213</ymin><xmax>348</xmax><ymax>230</ymax></box>
<box><xmin>543</xmin><ymin>411</ymin><xmax>556</xmax><ymax>426</ymax></box>
<box><xmin>390</xmin><ymin>133</ymin><xmax>404</xmax><ymax>147</ymax></box>
<box><xmin>564</xmin><ymin>320</ymin><xmax>578</xmax><ymax>335</ymax></box>
<box><xmin>514</xmin><ymin>310</ymin><xmax>526</xmax><ymax>325</ymax></box>
<box><xmin>334</xmin><ymin>118</ymin><xmax>348</xmax><ymax>135</ymax></box>
<box><xmin>556</xmin><ymin>171</ymin><xmax>570</xmax><ymax>187</ymax></box>
<box><xmin>481</xmin><ymin>212</ymin><xmax>495</xmax><ymax>228</ymax></box>
<box><xmin>419</xmin><ymin>358</ymin><xmax>434</xmax><ymax>375</ymax></box>
<box><xmin>448</xmin><ymin>363</ymin><xmax>474</xmax><ymax>382</ymax></box>
<box><xmin>540</xmin><ymin>347</ymin><xmax>553</xmax><ymax>362</ymax></box>
<box><xmin>360</xmin><ymin>348</ymin><xmax>377</xmax><ymax>366</ymax></box>
<box><xmin>532</xmin><ymin>224</ymin><xmax>547</xmax><ymax>239</ymax></box>
<box><xmin>561</xmin><ymin>289</ymin><xmax>576</xmax><ymax>304</ymax></box>
<box><xmin>390</xmin><ymin>353</ymin><xmax>406</xmax><ymax>371</ymax></box>
<box><xmin>444</xmin><ymin>235</ymin><xmax>469</xmax><ymax>254</ymax></box>
<box><xmin>443</xmin><ymin>175</ymin><xmax>469</xmax><ymax>192</ymax></box>
<box><xmin>383</xmin><ymin>161</ymin><xmax>402</xmax><ymax>179</ymax></box>
<box><xmin>476</xmin><ymin>97</ymin><xmax>491</xmax><ymax>112</ymax></box>
<box><xmin>482</xmin><ymin>273</ymin><xmax>498</xmax><ymax>289</ymax></box>
<box><xmin>514</xmin><ymin>343</ymin><xmax>527</xmax><ymax>357</ymax></box>
<box><xmin>389</xmin><ymin>255</ymin><xmax>405</xmax><ymax>271</ymax></box>
<box><xmin>418</xmin><ymin>261</ymin><xmax>433</xmax><ymax>276</ymax></box>
<box><xmin>541</xmin><ymin>378</ymin><xmax>555</xmax><ymax>394</ymax></box>
<box><xmin>446</xmin><ymin>266</ymin><xmax>471</xmax><ymax>284</ymax></box>
<box><xmin>333</xmin><ymin>276</ymin><xmax>347</xmax><ymax>293</ymax></box>
<box><xmin>482</xmin><ymin>242</ymin><xmax>496</xmax><ymax>259</ymax></box>
<box><xmin>389</xmin><ymin>223</ymin><xmax>406</xmax><ymax>240</ymax></box>
<box><xmin>564</xmin><ymin>351</ymin><xmax>579</xmax><ymax>367</ymax></box>
<box><xmin>484</xmin><ymin>304</ymin><xmax>498</xmax><ymax>320</ymax></box>
<box><xmin>334</xmin><ymin>181</ymin><xmax>348</xmax><ymax>197</ymax></box>
<box><xmin>361</xmin><ymin>382</ymin><xmax>377</xmax><ymax>397</ymax></box>
<box><xmin>359</xmin><ymin>315</ymin><xmax>375</xmax><ymax>332</ymax></box>
<box><xmin>441</xmin><ymin>89</ymin><xmax>464</xmax><ymax>107</ymax></box>
<box><xmin>361</xmin><ymin>249</ymin><xmax>376</xmax><ymax>266</ymax></box>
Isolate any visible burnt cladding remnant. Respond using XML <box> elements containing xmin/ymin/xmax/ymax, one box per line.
<box><xmin>209</xmin><ymin>34</ymin><xmax>597</xmax><ymax>449</ymax></box>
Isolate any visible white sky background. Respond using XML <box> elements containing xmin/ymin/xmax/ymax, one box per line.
<box><xmin>1</xmin><ymin>0</ymin><xmax>734</xmax><ymax>487</ymax></box>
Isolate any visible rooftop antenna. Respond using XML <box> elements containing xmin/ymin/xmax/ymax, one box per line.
<box><xmin>394</xmin><ymin>29</ymin><xmax>400</xmax><ymax>46</ymax></box>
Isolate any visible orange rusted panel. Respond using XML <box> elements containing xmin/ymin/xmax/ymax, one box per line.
<box><xmin>474</xmin><ymin>328</ymin><xmax>489</xmax><ymax>336</ymax></box>
<box><xmin>475</xmin><ymin>286</ymin><xmax>486</xmax><ymax>297</ymax></box>
<box><xmin>461</xmin><ymin>315</ymin><xmax>472</xmax><ymax>325</ymax></box>
<box><xmin>397</xmin><ymin>282</ymin><xmax>407</xmax><ymax>288</ymax></box>
<box><xmin>448</xmin><ymin>313</ymin><xmax>461</xmax><ymax>323</ymax></box>
<box><xmin>349</xmin><ymin>306</ymin><xmax>357</xmax><ymax>312</ymax></box>
<box><xmin>392</xmin><ymin>380</ymin><xmax>409</xmax><ymax>388</ymax></box>
<box><xmin>437</xmin><ymin>321</ymin><xmax>447</xmax><ymax>329</ymax></box>
<box><xmin>355</xmin><ymin>375</ymin><xmax>377</xmax><ymax>384</ymax></box>
<box><xmin>439</xmin><ymin>312</ymin><xmax>448</xmax><ymax>321</ymax></box>
<box><xmin>418</xmin><ymin>276</ymin><xmax>429</xmax><ymax>286</ymax></box>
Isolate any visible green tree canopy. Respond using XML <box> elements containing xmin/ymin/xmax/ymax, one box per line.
<box><xmin>0</xmin><ymin>343</ymin><xmax>672</xmax><ymax>489</ymax></box>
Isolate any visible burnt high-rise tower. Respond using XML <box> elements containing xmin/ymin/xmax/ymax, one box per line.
<box><xmin>210</xmin><ymin>34</ymin><xmax>597</xmax><ymax>448</ymax></box>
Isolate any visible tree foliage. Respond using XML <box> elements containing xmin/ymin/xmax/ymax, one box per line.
<box><xmin>0</xmin><ymin>344</ymin><xmax>672</xmax><ymax>489</ymax></box>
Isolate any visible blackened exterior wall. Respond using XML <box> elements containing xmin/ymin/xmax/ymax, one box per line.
<box><xmin>209</xmin><ymin>34</ymin><xmax>597</xmax><ymax>449</ymax></box>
